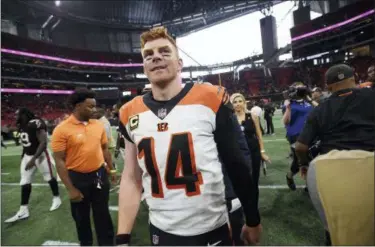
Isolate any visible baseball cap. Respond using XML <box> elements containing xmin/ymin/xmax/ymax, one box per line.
<box><xmin>325</xmin><ymin>64</ymin><xmax>354</xmax><ymax>85</ymax></box>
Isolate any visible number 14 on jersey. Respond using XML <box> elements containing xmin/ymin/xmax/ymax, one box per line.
<box><xmin>138</xmin><ymin>132</ymin><xmax>203</xmax><ymax>198</ymax></box>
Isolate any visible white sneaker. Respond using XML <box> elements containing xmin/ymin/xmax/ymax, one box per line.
<box><xmin>4</xmin><ymin>207</ymin><xmax>29</xmax><ymax>223</ymax></box>
<box><xmin>49</xmin><ymin>196</ymin><xmax>62</xmax><ymax>211</ymax></box>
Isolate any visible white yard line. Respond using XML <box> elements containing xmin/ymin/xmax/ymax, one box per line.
<box><xmin>263</xmin><ymin>138</ymin><xmax>286</xmax><ymax>142</ymax></box>
<box><xmin>1</xmin><ymin>173</ymin><xmax>10</xmax><ymax>175</ymax></box>
<box><xmin>1</xmin><ymin>183</ymin><xmax>64</xmax><ymax>187</ymax></box>
<box><xmin>1</xmin><ymin>153</ymin><xmax>22</xmax><ymax>157</ymax></box>
<box><xmin>109</xmin><ymin>206</ymin><xmax>119</xmax><ymax>211</ymax></box>
<box><xmin>42</xmin><ymin>240</ymin><xmax>79</xmax><ymax>246</ymax></box>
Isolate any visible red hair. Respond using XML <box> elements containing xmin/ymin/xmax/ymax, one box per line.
<box><xmin>140</xmin><ymin>26</ymin><xmax>176</xmax><ymax>49</ymax></box>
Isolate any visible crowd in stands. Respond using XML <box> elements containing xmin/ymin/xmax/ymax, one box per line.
<box><xmin>2</xmin><ymin>32</ymin><xmax>143</xmax><ymax>64</ymax></box>
<box><xmin>1</xmin><ymin>93</ymin><xmax>118</xmax><ymax>132</ymax></box>
<box><xmin>1</xmin><ymin>94</ymin><xmax>69</xmax><ymax>127</ymax></box>
<box><xmin>2</xmin><ymin>32</ymin><xmax>374</xmax><ymax>132</ymax></box>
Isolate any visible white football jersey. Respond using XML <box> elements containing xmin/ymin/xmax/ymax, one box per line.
<box><xmin>119</xmin><ymin>83</ymin><xmax>229</xmax><ymax>236</ymax></box>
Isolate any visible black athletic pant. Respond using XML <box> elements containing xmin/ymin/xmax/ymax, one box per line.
<box><xmin>149</xmin><ymin>222</ymin><xmax>232</xmax><ymax>246</ymax></box>
<box><xmin>265</xmin><ymin>116</ymin><xmax>274</xmax><ymax>134</ymax></box>
<box><xmin>250</xmin><ymin>146</ymin><xmax>262</xmax><ymax>208</ymax></box>
<box><xmin>287</xmin><ymin>135</ymin><xmax>300</xmax><ymax>175</ymax></box>
<box><xmin>69</xmin><ymin>166</ymin><xmax>114</xmax><ymax>246</ymax></box>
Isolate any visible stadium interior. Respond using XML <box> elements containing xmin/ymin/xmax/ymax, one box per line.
<box><xmin>1</xmin><ymin>0</ymin><xmax>374</xmax><ymax>245</ymax></box>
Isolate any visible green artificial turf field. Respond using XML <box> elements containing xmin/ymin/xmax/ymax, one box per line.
<box><xmin>1</xmin><ymin>113</ymin><xmax>325</xmax><ymax>245</ymax></box>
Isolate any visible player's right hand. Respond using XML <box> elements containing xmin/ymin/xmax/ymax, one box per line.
<box><xmin>69</xmin><ymin>187</ymin><xmax>84</xmax><ymax>202</ymax></box>
<box><xmin>241</xmin><ymin>224</ymin><xmax>262</xmax><ymax>245</ymax></box>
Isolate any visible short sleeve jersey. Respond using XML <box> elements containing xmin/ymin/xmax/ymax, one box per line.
<box><xmin>19</xmin><ymin>118</ymin><xmax>47</xmax><ymax>156</ymax></box>
<box><xmin>118</xmin><ymin>83</ymin><xmax>229</xmax><ymax>236</ymax></box>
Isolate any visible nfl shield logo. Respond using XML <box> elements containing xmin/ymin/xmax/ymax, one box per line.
<box><xmin>157</xmin><ymin>108</ymin><xmax>167</xmax><ymax>119</ymax></box>
<box><xmin>152</xmin><ymin>234</ymin><xmax>159</xmax><ymax>245</ymax></box>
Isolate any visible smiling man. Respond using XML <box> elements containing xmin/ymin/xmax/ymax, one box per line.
<box><xmin>116</xmin><ymin>27</ymin><xmax>262</xmax><ymax>246</ymax></box>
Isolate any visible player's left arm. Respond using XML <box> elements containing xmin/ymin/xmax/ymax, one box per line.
<box><xmin>295</xmin><ymin>109</ymin><xmax>319</xmax><ymax>166</ymax></box>
<box><xmin>33</xmin><ymin>128</ymin><xmax>48</xmax><ymax>160</ymax></box>
<box><xmin>214</xmin><ymin>97</ymin><xmax>261</xmax><ymax>228</ymax></box>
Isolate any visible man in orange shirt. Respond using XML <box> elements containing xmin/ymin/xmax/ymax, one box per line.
<box><xmin>51</xmin><ymin>88</ymin><xmax>116</xmax><ymax>246</ymax></box>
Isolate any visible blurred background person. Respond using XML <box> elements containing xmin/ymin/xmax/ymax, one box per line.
<box><xmin>310</xmin><ymin>87</ymin><xmax>329</xmax><ymax>104</ymax></box>
<box><xmin>358</xmin><ymin>65</ymin><xmax>374</xmax><ymax>89</ymax></box>
<box><xmin>282</xmin><ymin>82</ymin><xmax>313</xmax><ymax>190</ymax></box>
<box><xmin>250</xmin><ymin>101</ymin><xmax>265</xmax><ymax>135</ymax></box>
<box><xmin>94</xmin><ymin>107</ymin><xmax>115</xmax><ymax>151</ymax></box>
<box><xmin>367</xmin><ymin>64</ymin><xmax>374</xmax><ymax>83</ymax></box>
<box><xmin>263</xmin><ymin>102</ymin><xmax>275</xmax><ymax>135</ymax></box>
<box><xmin>93</xmin><ymin>107</ymin><xmax>116</xmax><ymax>170</ymax></box>
<box><xmin>114</xmin><ymin>95</ymin><xmax>134</xmax><ymax>160</ymax></box>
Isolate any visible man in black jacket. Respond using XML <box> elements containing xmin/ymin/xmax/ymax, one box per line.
<box><xmin>263</xmin><ymin>103</ymin><xmax>275</xmax><ymax>135</ymax></box>
<box><xmin>296</xmin><ymin>64</ymin><xmax>375</xmax><ymax>246</ymax></box>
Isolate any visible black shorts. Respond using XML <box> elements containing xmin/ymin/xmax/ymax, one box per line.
<box><xmin>149</xmin><ymin>222</ymin><xmax>232</xmax><ymax>246</ymax></box>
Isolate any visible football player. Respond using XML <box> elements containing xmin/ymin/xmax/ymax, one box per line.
<box><xmin>4</xmin><ymin>108</ymin><xmax>61</xmax><ymax>223</ymax></box>
<box><xmin>116</xmin><ymin>27</ymin><xmax>262</xmax><ymax>246</ymax></box>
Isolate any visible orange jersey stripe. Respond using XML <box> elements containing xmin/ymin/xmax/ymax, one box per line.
<box><xmin>119</xmin><ymin>96</ymin><xmax>149</xmax><ymax>126</ymax></box>
<box><xmin>178</xmin><ymin>84</ymin><xmax>228</xmax><ymax>113</ymax></box>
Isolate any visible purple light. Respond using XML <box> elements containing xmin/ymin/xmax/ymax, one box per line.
<box><xmin>292</xmin><ymin>9</ymin><xmax>375</xmax><ymax>42</ymax></box>
<box><xmin>1</xmin><ymin>88</ymin><xmax>73</xmax><ymax>94</ymax></box>
<box><xmin>0</xmin><ymin>48</ymin><xmax>144</xmax><ymax>68</ymax></box>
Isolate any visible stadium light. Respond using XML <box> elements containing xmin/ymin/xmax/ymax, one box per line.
<box><xmin>1</xmin><ymin>88</ymin><xmax>73</xmax><ymax>94</ymax></box>
<box><xmin>55</xmin><ymin>1</ymin><xmax>61</xmax><ymax>6</ymax></box>
<box><xmin>292</xmin><ymin>9</ymin><xmax>374</xmax><ymax>42</ymax></box>
<box><xmin>1</xmin><ymin>48</ymin><xmax>143</xmax><ymax>68</ymax></box>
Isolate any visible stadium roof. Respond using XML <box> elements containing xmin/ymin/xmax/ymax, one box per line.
<box><xmin>2</xmin><ymin>0</ymin><xmax>282</xmax><ymax>37</ymax></box>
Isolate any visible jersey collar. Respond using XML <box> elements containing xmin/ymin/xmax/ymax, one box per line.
<box><xmin>67</xmin><ymin>115</ymin><xmax>94</xmax><ymax>125</ymax></box>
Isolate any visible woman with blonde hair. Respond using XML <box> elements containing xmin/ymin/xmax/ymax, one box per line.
<box><xmin>230</xmin><ymin>93</ymin><xmax>270</xmax><ymax>188</ymax></box>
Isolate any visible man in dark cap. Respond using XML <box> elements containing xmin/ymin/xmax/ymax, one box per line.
<box><xmin>295</xmin><ymin>64</ymin><xmax>375</xmax><ymax>246</ymax></box>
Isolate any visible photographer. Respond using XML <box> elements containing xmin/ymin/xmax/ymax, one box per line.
<box><xmin>282</xmin><ymin>82</ymin><xmax>313</xmax><ymax>190</ymax></box>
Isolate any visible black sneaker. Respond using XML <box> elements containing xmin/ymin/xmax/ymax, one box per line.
<box><xmin>286</xmin><ymin>175</ymin><xmax>296</xmax><ymax>191</ymax></box>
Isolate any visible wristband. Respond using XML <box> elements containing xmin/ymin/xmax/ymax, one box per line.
<box><xmin>116</xmin><ymin>234</ymin><xmax>131</xmax><ymax>245</ymax></box>
<box><xmin>110</xmin><ymin>169</ymin><xmax>117</xmax><ymax>174</ymax></box>
<box><xmin>261</xmin><ymin>150</ymin><xmax>266</xmax><ymax>153</ymax></box>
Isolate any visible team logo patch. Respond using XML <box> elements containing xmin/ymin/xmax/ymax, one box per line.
<box><xmin>157</xmin><ymin>108</ymin><xmax>167</xmax><ymax>119</ymax></box>
<box><xmin>157</xmin><ymin>122</ymin><xmax>169</xmax><ymax>132</ymax></box>
<box><xmin>129</xmin><ymin>115</ymin><xmax>139</xmax><ymax>131</ymax></box>
<box><xmin>152</xmin><ymin>234</ymin><xmax>159</xmax><ymax>245</ymax></box>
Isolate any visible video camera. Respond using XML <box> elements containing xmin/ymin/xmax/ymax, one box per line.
<box><xmin>284</xmin><ymin>84</ymin><xmax>310</xmax><ymax>100</ymax></box>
